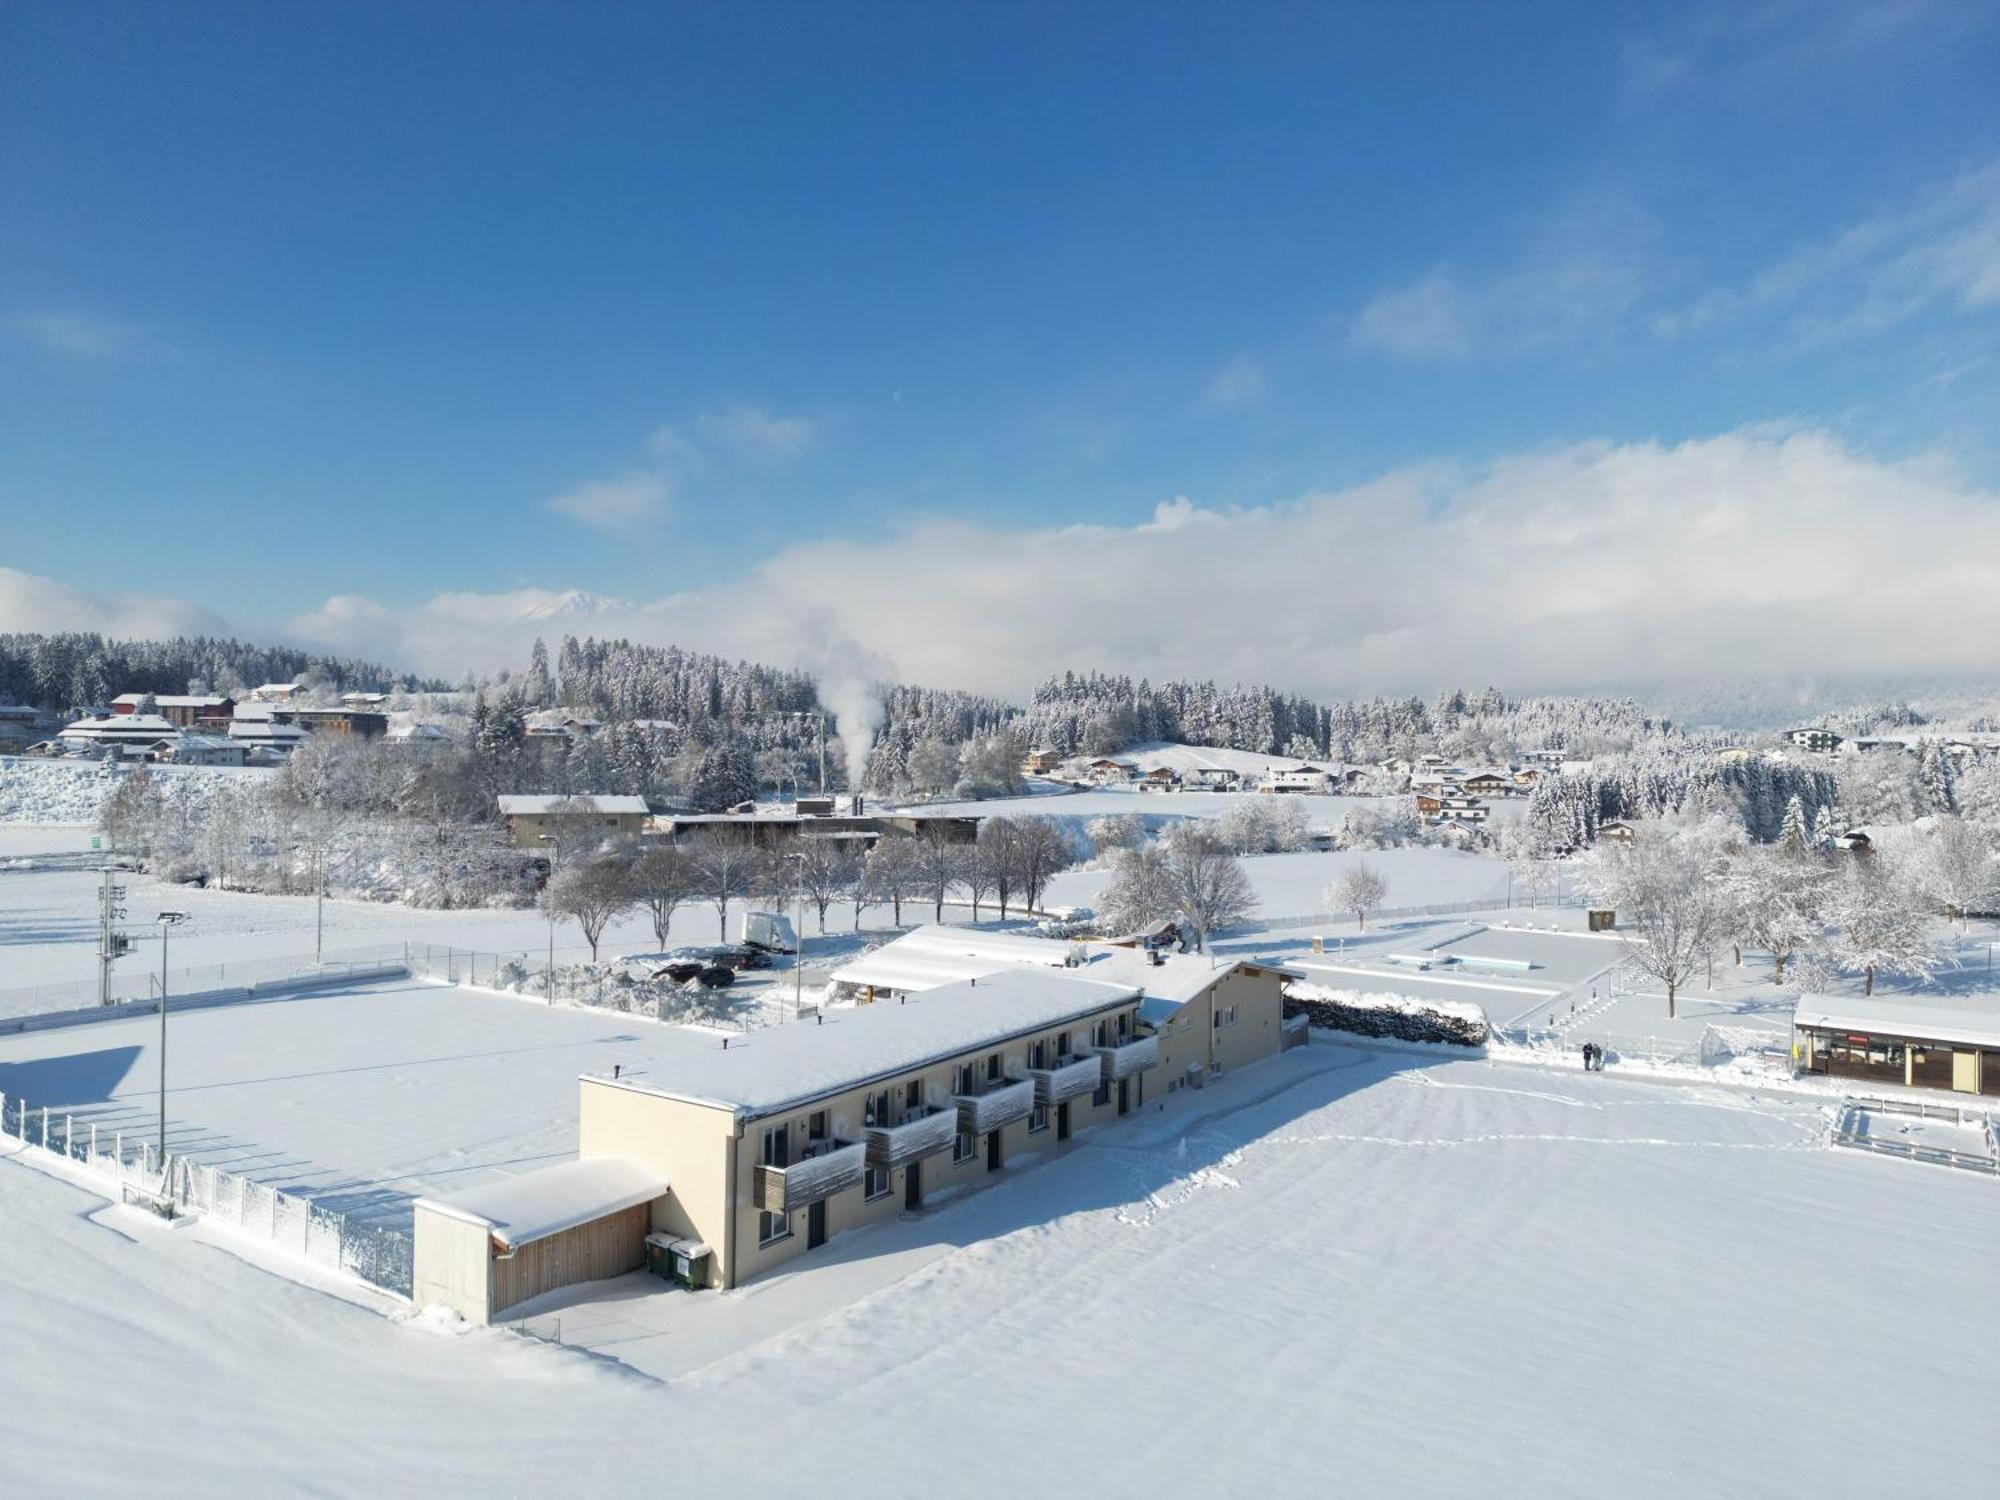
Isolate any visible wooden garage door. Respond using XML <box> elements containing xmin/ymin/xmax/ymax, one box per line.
<box><xmin>491</xmin><ymin>1203</ymin><xmax>650</xmax><ymax>1317</ymax></box>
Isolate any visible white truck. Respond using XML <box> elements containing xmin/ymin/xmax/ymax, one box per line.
<box><xmin>740</xmin><ymin>910</ymin><xmax>799</xmax><ymax>954</ymax></box>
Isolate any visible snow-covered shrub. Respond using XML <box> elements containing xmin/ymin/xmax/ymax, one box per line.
<box><xmin>1282</xmin><ymin>980</ymin><xmax>1490</xmax><ymax>1048</ymax></box>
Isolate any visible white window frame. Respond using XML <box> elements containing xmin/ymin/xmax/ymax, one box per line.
<box><xmin>758</xmin><ymin>1209</ymin><xmax>792</xmax><ymax>1246</ymax></box>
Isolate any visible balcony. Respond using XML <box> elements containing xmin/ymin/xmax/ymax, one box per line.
<box><xmin>1030</xmin><ymin>1055</ymin><xmax>1103</xmax><ymax>1107</ymax></box>
<box><xmin>953</xmin><ymin>1077</ymin><xmax>1034</xmax><ymax>1135</ymax></box>
<box><xmin>753</xmin><ymin>1140</ymin><xmax>865</xmax><ymax>1214</ymax></box>
<box><xmin>864</xmin><ymin>1106</ymin><xmax>957</xmax><ymax>1169</ymax></box>
<box><xmin>1093</xmin><ymin>1032</ymin><xmax>1160</xmax><ymax>1083</ymax></box>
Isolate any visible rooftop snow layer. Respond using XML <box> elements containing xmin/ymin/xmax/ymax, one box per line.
<box><xmin>1794</xmin><ymin>993</ymin><xmax>2000</xmax><ymax>1049</ymax></box>
<box><xmin>599</xmin><ymin>968</ymin><xmax>1140</xmax><ymax>1118</ymax></box>
<box><xmin>496</xmin><ymin>794</ymin><xmax>649</xmax><ymax>816</ymax></box>
<box><xmin>415</xmin><ymin>1155</ymin><xmax>667</xmax><ymax>1250</ymax></box>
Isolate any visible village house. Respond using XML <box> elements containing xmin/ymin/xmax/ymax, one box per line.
<box><xmin>1510</xmin><ymin>766</ymin><xmax>1543</xmax><ymax>788</ymax></box>
<box><xmin>227</xmin><ymin>715</ymin><xmax>307</xmax><ymax>758</ymax></box>
<box><xmin>1259</xmin><ymin>765</ymin><xmax>1330</xmax><ymax>794</ymax></box>
<box><xmin>162</xmin><ymin>733</ymin><xmax>249</xmax><ymax>768</ymax></box>
<box><xmin>110</xmin><ymin>693</ymin><xmax>234</xmax><ymax>729</ymax></box>
<box><xmin>1782</xmin><ymin>727</ymin><xmax>1843</xmax><ymax>754</ymax></box>
<box><xmin>1459</xmin><ymin>770</ymin><xmax>1513</xmax><ymax>798</ymax></box>
<box><xmin>1022</xmin><ymin>747</ymin><xmax>1062</xmax><ymax>775</ymax></box>
<box><xmin>1081</xmin><ymin>757</ymin><xmax>1137</xmax><ymax>785</ymax></box>
<box><xmin>57</xmin><ymin>712</ymin><xmax>184</xmax><ymax>758</ymax></box>
<box><xmin>525</xmin><ymin>711</ymin><xmax>604</xmax><ymax>742</ymax></box>
<box><xmin>247</xmin><ymin>681</ymin><xmax>302</xmax><ymax>704</ymax></box>
<box><xmin>291</xmin><ymin>707</ymin><xmax>389</xmax><ymax>739</ymax></box>
<box><xmin>1595</xmin><ymin>819</ymin><xmax>1639</xmax><ymax>845</ymax></box>
<box><xmin>1188</xmin><ymin>765</ymin><xmax>1242</xmax><ymax>792</ymax></box>
<box><xmin>496</xmin><ymin>794</ymin><xmax>650</xmax><ymax>849</ymax></box>
<box><xmin>0</xmin><ymin>705</ymin><xmax>49</xmax><ymax>754</ymax></box>
<box><xmin>1137</xmin><ymin>766</ymin><xmax>1182</xmax><ymax>793</ymax></box>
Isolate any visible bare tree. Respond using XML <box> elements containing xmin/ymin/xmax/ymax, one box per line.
<box><xmin>862</xmin><ymin>836</ymin><xmax>922</xmax><ymax>927</ymax></box>
<box><xmin>789</xmin><ymin>838</ymin><xmax>861</xmax><ymax>933</ymax></box>
<box><xmin>911</xmin><ymin>823</ymin><xmax>962</xmax><ymax>924</ymax></box>
<box><xmin>977</xmin><ymin>818</ymin><xmax>1024</xmax><ymax>918</ymax></box>
<box><xmin>1914</xmin><ymin>816</ymin><xmax>1998</xmax><ymax>931</ymax></box>
<box><xmin>960</xmin><ymin>841</ymin><xmax>997</xmax><ymax>922</ymax></box>
<box><xmin>1828</xmin><ymin>853</ymin><xmax>1939</xmax><ymax>996</ymax></box>
<box><xmin>628</xmin><ymin>843</ymin><xmax>698</xmax><ymax>950</ymax></box>
<box><xmin>1593</xmin><ymin>827</ymin><xmax>1724</xmax><ymax>1019</ymax></box>
<box><xmin>1096</xmin><ymin>843</ymin><xmax>1175</xmax><ymax>937</ymax></box>
<box><xmin>1327</xmin><ymin>861</ymin><xmax>1388</xmax><ymax>931</ymax></box>
<box><xmin>690</xmin><ymin>827</ymin><xmax>757</xmax><ymax>942</ymax></box>
<box><xmin>544</xmin><ymin>856</ymin><xmax>632</xmax><ymax>962</ymax></box>
<box><xmin>1159</xmin><ymin>824</ymin><xmax>1256</xmax><ymax>953</ymax></box>
<box><xmin>1013</xmin><ymin>817</ymin><xmax>1072</xmax><ymax>913</ymax></box>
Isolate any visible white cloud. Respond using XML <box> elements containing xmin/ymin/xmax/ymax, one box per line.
<box><xmin>1350</xmin><ymin>272</ymin><xmax>1477</xmax><ymax>360</ymax></box>
<box><xmin>698</xmin><ymin>404</ymin><xmax>819</xmax><ymax>462</ymax></box>
<box><xmin>545</xmin><ymin>470</ymin><xmax>670</xmax><ymax>533</ymax></box>
<box><xmin>283</xmin><ymin>427</ymin><xmax>2000</xmax><ymax>699</ymax></box>
<box><xmin>0</xmin><ymin>566</ymin><xmax>227</xmax><ymax>639</ymax></box>
<box><xmin>1656</xmin><ymin>158</ymin><xmax>2000</xmax><ymax>344</ymax></box>
<box><xmin>12</xmin><ymin>312</ymin><xmax>146</xmax><ymax>360</ymax></box>
<box><xmin>1203</xmin><ymin>356</ymin><xmax>1268</xmax><ymax>408</ymax></box>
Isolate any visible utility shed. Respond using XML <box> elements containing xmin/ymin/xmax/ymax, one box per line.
<box><xmin>411</xmin><ymin>1156</ymin><xmax>667</xmax><ymax>1324</ymax></box>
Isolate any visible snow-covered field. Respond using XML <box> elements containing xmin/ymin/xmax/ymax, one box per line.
<box><xmin>0</xmin><ymin>755</ymin><xmax>271</xmax><ymax>824</ymax></box>
<box><xmin>3</xmin><ymin>1038</ymin><xmax>1995</xmax><ymax>1496</ymax></box>
<box><xmin>1046</xmin><ymin>844</ymin><xmax>1512</xmax><ymax>923</ymax></box>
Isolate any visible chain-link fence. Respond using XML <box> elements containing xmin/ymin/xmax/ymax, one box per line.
<box><xmin>0</xmin><ymin>1088</ymin><xmax>414</xmax><ymax>1297</ymax></box>
<box><xmin>403</xmin><ymin>942</ymin><xmax>772</xmax><ymax>1030</ymax></box>
<box><xmin>0</xmin><ymin>942</ymin><xmax>411</xmax><ymax>1022</ymax></box>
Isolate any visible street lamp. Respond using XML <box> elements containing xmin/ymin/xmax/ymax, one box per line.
<box><xmin>785</xmin><ymin>850</ymin><xmax>809</xmax><ymax>1017</ymax></box>
<box><xmin>155</xmin><ymin>911</ymin><xmax>187</xmax><ymax>1160</ymax></box>
<box><xmin>537</xmin><ymin>832</ymin><xmax>562</xmax><ymax>1003</ymax></box>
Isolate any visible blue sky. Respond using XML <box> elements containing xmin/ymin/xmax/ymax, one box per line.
<box><xmin>3</xmin><ymin>1</ymin><xmax>2000</xmax><ymax>693</ymax></box>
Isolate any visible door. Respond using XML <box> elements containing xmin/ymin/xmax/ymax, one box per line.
<box><xmin>1117</xmin><ymin>1077</ymin><xmax>1130</xmax><ymax>1117</ymax></box>
<box><xmin>985</xmin><ymin>1130</ymin><xmax>1001</xmax><ymax>1172</ymax></box>
<box><xmin>807</xmin><ymin>1199</ymin><xmax>828</xmax><ymax>1249</ymax></box>
<box><xmin>904</xmin><ymin>1161</ymin><xmax>922</xmax><ymax>1210</ymax></box>
<box><xmin>1057</xmin><ymin>1101</ymin><xmax>1071</xmax><ymax>1141</ymax></box>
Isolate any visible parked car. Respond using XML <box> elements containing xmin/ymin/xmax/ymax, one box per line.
<box><xmin>697</xmin><ymin>965</ymin><xmax>736</xmax><ymax>988</ymax></box>
<box><xmin>656</xmin><ymin>961</ymin><xmax>708</xmax><ymax>984</ymax></box>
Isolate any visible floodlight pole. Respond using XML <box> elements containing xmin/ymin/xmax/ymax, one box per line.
<box><xmin>156</xmin><ymin>912</ymin><xmax>187</xmax><ymax>1160</ymax></box>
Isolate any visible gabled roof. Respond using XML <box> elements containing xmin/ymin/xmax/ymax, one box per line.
<box><xmin>1795</xmin><ymin>994</ymin><xmax>2000</xmax><ymax>1050</ymax></box>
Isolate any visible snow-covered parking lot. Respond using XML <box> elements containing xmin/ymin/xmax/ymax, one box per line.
<box><xmin>3</xmin><ymin>1037</ymin><xmax>1996</xmax><ymax>1496</ymax></box>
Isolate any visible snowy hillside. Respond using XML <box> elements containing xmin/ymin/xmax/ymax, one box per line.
<box><xmin>0</xmin><ymin>756</ymin><xmax>271</xmax><ymax>826</ymax></box>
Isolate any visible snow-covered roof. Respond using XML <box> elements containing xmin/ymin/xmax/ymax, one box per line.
<box><xmin>1793</xmin><ymin>994</ymin><xmax>2000</xmax><ymax>1050</ymax></box>
<box><xmin>172</xmin><ymin>734</ymin><xmax>238</xmax><ymax>752</ymax></box>
<box><xmin>414</xmin><ymin>1156</ymin><xmax>667</xmax><ymax>1251</ymax></box>
<box><xmin>227</xmin><ymin>719</ymin><xmax>305</xmax><ymax>741</ymax></box>
<box><xmin>496</xmin><ymin>794</ymin><xmax>649</xmax><ymax>816</ymax></box>
<box><xmin>110</xmin><ymin>694</ymin><xmax>230</xmax><ymax>709</ymax></box>
<box><xmin>598</xmin><ymin>968</ymin><xmax>1141</xmax><ymax>1119</ymax></box>
<box><xmin>828</xmin><ymin>924</ymin><xmax>1290</xmax><ymax>1009</ymax></box>
<box><xmin>61</xmin><ymin>714</ymin><xmax>180</xmax><ymax>738</ymax></box>
<box><xmin>828</xmin><ymin>925</ymin><xmax>1079</xmax><ymax>993</ymax></box>
<box><xmin>387</xmin><ymin>722</ymin><xmax>448</xmax><ymax>740</ymax></box>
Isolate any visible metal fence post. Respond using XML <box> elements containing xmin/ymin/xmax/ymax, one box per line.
<box><xmin>40</xmin><ymin>1106</ymin><xmax>49</xmax><ymax>1150</ymax></box>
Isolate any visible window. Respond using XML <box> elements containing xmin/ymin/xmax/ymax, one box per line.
<box><xmin>1117</xmin><ymin>1012</ymin><xmax>1131</xmax><ymax>1042</ymax></box>
<box><xmin>953</xmin><ymin>1131</ymin><xmax>976</xmax><ymax>1164</ymax></box>
<box><xmin>952</xmin><ymin>1062</ymin><xmax>974</xmax><ymax>1095</ymax></box>
<box><xmin>1028</xmin><ymin>1039</ymin><xmax>1047</xmax><ymax>1070</ymax></box>
<box><xmin>905</xmin><ymin>1079</ymin><xmax>924</xmax><ymax>1112</ymax></box>
<box><xmin>761</xmin><ymin>1123</ymin><xmax>789</xmax><ymax>1168</ymax></box>
<box><xmin>758</xmin><ymin>1210</ymin><xmax>791</xmax><ymax>1245</ymax></box>
<box><xmin>1056</xmin><ymin>1031</ymin><xmax>1070</xmax><ymax>1058</ymax></box>
<box><xmin>986</xmin><ymin>1053</ymin><xmax>1002</xmax><ymax>1082</ymax></box>
<box><xmin>1028</xmin><ymin>1102</ymin><xmax>1049</xmax><ymax>1134</ymax></box>
<box><xmin>865</xmin><ymin>1090</ymin><xmax>891</xmax><ymax>1127</ymax></box>
<box><xmin>1092</xmin><ymin>1020</ymin><xmax>1108</xmax><ymax>1048</ymax></box>
<box><xmin>864</xmin><ymin>1165</ymin><xmax>892</xmax><ymax>1200</ymax></box>
<box><xmin>807</xmin><ymin>1109</ymin><xmax>829</xmax><ymax>1142</ymax></box>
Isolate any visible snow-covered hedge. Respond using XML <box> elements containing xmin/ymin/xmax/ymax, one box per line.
<box><xmin>0</xmin><ymin>757</ymin><xmax>259</xmax><ymax>825</ymax></box>
<box><xmin>1282</xmin><ymin>980</ymin><xmax>1490</xmax><ymax>1048</ymax></box>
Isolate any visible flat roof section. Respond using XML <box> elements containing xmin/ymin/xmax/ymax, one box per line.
<box><xmin>593</xmin><ymin>968</ymin><xmax>1141</xmax><ymax>1119</ymax></box>
<box><xmin>1795</xmin><ymin>994</ymin><xmax>2000</xmax><ymax>1051</ymax></box>
<box><xmin>416</xmin><ymin>1156</ymin><xmax>668</xmax><ymax>1250</ymax></box>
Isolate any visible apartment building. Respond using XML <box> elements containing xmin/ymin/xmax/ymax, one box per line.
<box><xmin>573</xmin><ymin>969</ymin><xmax>1158</xmax><ymax>1292</ymax></box>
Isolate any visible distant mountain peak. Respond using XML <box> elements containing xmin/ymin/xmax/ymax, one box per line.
<box><xmin>519</xmin><ymin>589</ymin><xmax>632</xmax><ymax>620</ymax></box>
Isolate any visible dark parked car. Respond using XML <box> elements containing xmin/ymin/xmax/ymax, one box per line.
<box><xmin>697</xmin><ymin>965</ymin><xmax>736</xmax><ymax>988</ymax></box>
<box><xmin>657</xmin><ymin>961</ymin><xmax>708</xmax><ymax>984</ymax></box>
<box><xmin>714</xmin><ymin>945</ymin><xmax>771</xmax><ymax>971</ymax></box>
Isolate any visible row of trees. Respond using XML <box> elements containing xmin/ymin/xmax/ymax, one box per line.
<box><xmin>542</xmin><ymin>817</ymin><xmax>1078</xmax><ymax>959</ymax></box>
<box><xmin>0</xmin><ymin>630</ymin><xmax>418</xmax><ymax>712</ymax></box>
<box><xmin>1586</xmin><ymin>812</ymin><xmax>1999</xmax><ymax>1016</ymax></box>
